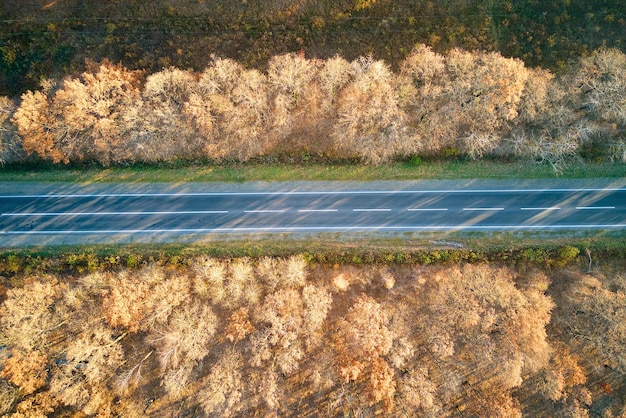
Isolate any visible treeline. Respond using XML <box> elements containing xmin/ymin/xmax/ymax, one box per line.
<box><xmin>1</xmin><ymin>257</ymin><xmax>625</xmax><ymax>416</ymax></box>
<box><xmin>1</xmin><ymin>0</ymin><xmax>623</xmax><ymax>96</ymax></box>
<box><xmin>1</xmin><ymin>47</ymin><xmax>625</xmax><ymax>171</ymax></box>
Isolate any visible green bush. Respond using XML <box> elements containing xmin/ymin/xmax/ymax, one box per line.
<box><xmin>519</xmin><ymin>248</ymin><xmax>549</xmax><ymax>265</ymax></box>
<box><xmin>552</xmin><ymin>245</ymin><xmax>580</xmax><ymax>268</ymax></box>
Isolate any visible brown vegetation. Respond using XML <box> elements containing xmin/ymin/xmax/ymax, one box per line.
<box><xmin>1</xmin><ymin>256</ymin><xmax>625</xmax><ymax>416</ymax></box>
<box><xmin>2</xmin><ymin>0</ymin><xmax>623</xmax><ymax>99</ymax></box>
<box><xmin>3</xmin><ymin>47</ymin><xmax>625</xmax><ymax>171</ymax></box>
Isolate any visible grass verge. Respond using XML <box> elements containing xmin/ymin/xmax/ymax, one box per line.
<box><xmin>1</xmin><ymin>230</ymin><xmax>624</xmax><ymax>276</ymax></box>
<box><xmin>0</xmin><ymin>160</ymin><xmax>624</xmax><ymax>183</ymax></box>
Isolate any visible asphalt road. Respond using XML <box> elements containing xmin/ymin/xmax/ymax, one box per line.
<box><xmin>1</xmin><ymin>182</ymin><xmax>625</xmax><ymax>246</ymax></box>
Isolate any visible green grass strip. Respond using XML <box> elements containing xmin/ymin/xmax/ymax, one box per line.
<box><xmin>0</xmin><ymin>160</ymin><xmax>624</xmax><ymax>183</ymax></box>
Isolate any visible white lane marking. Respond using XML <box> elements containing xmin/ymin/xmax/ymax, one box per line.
<box><xmin>4</xmin><ymin>224</ymin><xmax>626</xmax><ymax>234</ymax></box>
<box><xmin>407</xmin><ymin>208</ymin><xmax>448</xmax><ymax>211</ymax></box>
<box><xmin>1</xmin><ymin>187</ymin><xmax>624</xmax><ymax>198</ymax></box>
<box><xmin>576</xmin><ymin>206</ymin><xmax>616</xmax><ymax>210</ymax></box>
<box><xmin>463</xmin><ymin>207</ymin><xmax>504</xmax><ymax>211</ymax></box>
<box><xmin>2</xmin><ymin>210</ymin><xmax>228</xmax><ymax>216</ymax></box>
<box><xmin>297</xmin><ymin>209</ymin><xmax>338</xmax><ymax>212</ymax></box>
<box><xmin>244</xmin><ymin>209</ymin><xmax>285</xmax><ymax>213</ymax></box>
<box><xmin>520</xmin><ymin>207</ymin><xmax>561</xmax><ymax>211</ymax></box>
<box><xmin>353</xmin><ymin>208</ymin><xmax>392</xmax><ymax>212</ymax></box>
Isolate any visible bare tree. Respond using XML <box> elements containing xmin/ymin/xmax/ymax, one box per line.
<box><xmin>317</xmin><ymin>55</ymin><xmax>354</xmax><ymax>115</ymax></box>
<box><xmin>0</xmin><ymin>279</ymin><xmax>64</xmax><ymax>351</ymax></box>
<box><xmin>267</xmin><ymin>53</ymin><xmax>318</xmax><ymax>128</ymax></box>
<box><xmin>199</xmin><ymin>348</ymin><xmax>246</xmax><ymax>416</ymax></box>
<box><xmin>129</xmin><ymin>67</ymin><xmax>200</xmax><ymax>162</ymax></box>
<box><xmin>12</xmin><ymin>87</ymin><xmax>61</xmax><ymax>162</ymax></box>
<box><xmin>192</xmin><ymin>256</ymin><xmax>228</xmax><ymax>304</ymax></box>
<box><xmin>189</xmin><ymin>59</ymin><xmax>270</xmax><ymax>161</ymax></box>
<box><xmin>332</xmin><ymin>57</ymin><xmax>412</xmax><ymax>164</ymax></box>
<box><xmin>147</xmin><ymin>302</ymin><xmax>218</xmax><ymax>372</ymax></box>
<box><xmin>576</xmin><ymin>48</ymin><xmax>626</xmax><ymax>126</ymax></box>
<box><xmin>251</xmin><ymin>288</ymin><xmax>305</xmax><ymax>374</ymax></box>
<box><xmin>0</xmin><ymin>96</ymin><xmax>23</xmax><ymax>164</ymax></box>
<box><xmin>48</xmin><ymin>324</ymin><xmax>124</xmax><ymax>411</ymax></box>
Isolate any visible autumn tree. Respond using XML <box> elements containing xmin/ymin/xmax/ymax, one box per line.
<box><xmin>506</xmin><ymin>50</ymin><xmax>626</xmax><ymax>170</ymax></box>
<box><xmin>130</xmin><ymin>67</ymin><xmax>201</xmax><ymax>162</ymax></box>
<box><xmin>574</xmin><ymin>47</ymin><xmax>626</xmax><ymax>162</ymax></box>
<box><xmin>198</xmin><ymin>348</ymin><xmax>246</xmax><ymax>417</ymax></box>
<box><xmin>0</xmin><ymin>349</ymin><xmax>48</xmax><ymax>395</ymax></box>
<box><xmin>400</xmin><ymin>44</ymin><xmax>445</xmax><ymax>90</ymax></box>
<box><xmin>0</xmin><ymin>278</ymin><xmax>65</xmax><ymax>351</ymax></box>
<box><xmin>401</xmin><ymin>46</ymin><xmax>529</xmax><ymax>158</ymax></box>
<box><xmin>12</xmin><ymin>83</ymin><xmax>61</xmax><ymax>162</ymax></box>
<box><xmin>509</xmin><ymin>70</ymin><xmax>592</xmax><ymax>173</ymax></box>
<box><xmin>102</xmin><ymin>265</ymin><xmax>191</xmax><ymax>332</ymax></box>
<box><xmin>251</xmin><ymin>288</ymin><xmax>305</xmax><ymax>375</ymax></box>
<box><xmin>192</xmin><ymin>256</ymin><xmax>228</xmax><ymax>304</ymax></box>
<box><xmin>576</xmin><ymin>48</ymin><xmax>626</xmax><ymax>127</ymax></box>
<box><xmin>0</xmin><ymin>96</ymin><xmax>22</xmax><ymax>164</ymax></box>
<box><xmin>113</xmin><ymin>350</ymin><xmax>154</xmax><ymax>397</ymax></box>
<box><xmin>186</xmin><ymin>58</ymin><xmax>270</xmax><ymax>161</ymax></box>
<box><xmin>13</xmin><ymin>61</ymin><xmax>144</xmax><ymax>165</ymax></box>
<box><xmin>270</xmin><ymin>54</ymin><xmax>353</xmax><ymax>157</ymax></box>
<box><xmin>5</xmin><ymin>391</ymin><xmax>59</xmax><ymax>418</ymax></box>
<box><xmin>224</xmin><ymin>307</ymin><xmax>255</xmax><ymax>344</ymax></box>
<box><xmin>391</xmin><ymin>264</ymin><xmax>554</xmax><ymax>416</ymax></box>
<box><xmin>256</xmin><ymin>255</ymin><xmax>308</xmax><ymax>293</ymax></box>
<box><xmin>332</xmin><ymin>56</ymin><xmax>412</xmax><ymax>164</ymax></box>
<box><xmin>221</xmin><ymin>257</ymin><xmax>261</xmax><ymax>309</ymax></box>
<box><xmin>554</xmin><ymin>270</ymin><xmax>626</xmax><ymax>374</ymax></box>
<box><xmin>147</xmin><ymin>302</ymin><xmax>219</xmax><ymax>397</ymax></box>
<box><xmin>396</xmin><ymin>367</ymin><xmax>440</xmax><ymax>416</ymax></box>
<box><xmin>333</xmin><ymin>293</ymin><xmax>396</xmax><ymax>411</ymax></box>
<box><xmin>267</xmin><ymin>53</ymin><xmax>318</xmax><ymax>129</ymax></box>
<box><xmin>539</xmin><ymin>344</ymin><xmax>588</xmax><ymax>410</ymax></box>
<box><xmin>48</xmin><ymin>324</ymin><xmax>124</xmax><ymax>413</ymax></box>
<box><xmin>317</xmin><ymin>55</ymin><xmax>354</xmax><ymax>116</ymax></box>
<box><xmin>301</xmin><ymin>284</ymin><xmax>332</xmax><ymax>347</ymax></box>
<box><xmin>102</xmin><ymin>270</ymin><xmax>150</xmax><ymax>332</ymax></box>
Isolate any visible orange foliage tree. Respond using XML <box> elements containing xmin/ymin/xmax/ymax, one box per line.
<box><xmin>13</xmin><ymin>62</ymin><xmax>144</xmax><ymax>164</ymax></box>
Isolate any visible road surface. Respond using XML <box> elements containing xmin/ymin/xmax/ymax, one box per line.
<box><xmin>0</xmin><ymin>181</ymin><xmax>624</xmax><ymax>246</ymax></box>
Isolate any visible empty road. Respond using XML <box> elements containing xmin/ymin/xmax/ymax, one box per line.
<box><xmin>1</xmin><ymin>181</ymin><xmax>625</xmax><ymax>246</ymax></box>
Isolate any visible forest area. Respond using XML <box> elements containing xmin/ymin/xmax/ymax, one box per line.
<box><xmin>0</xmin><ymin>46</ymin><xmax>625</xmax><ymax>172</ymax></box>
<box><xmin>1</xmin><ymin>255</ymin><xmax>625</xmax><ymax>416</ymax></box>
<box><xmin>0</xmin><ymin>0</ymin><xmax>625</xmax><ymax>171</ymax></box>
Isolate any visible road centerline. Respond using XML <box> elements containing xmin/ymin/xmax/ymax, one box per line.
<box><xmin>407</xmin><ymin>208</ymin><xmax>448</xmax><ymax>211</ymax></box>
<box><xmin>353</xmin><ymin>208</ymin><xmax>392</xmax><ymax>212</ymax></box>
<box><xmin>520</xmin><ymin>207</ymin><xmax>561</xmax><ymax>211</ymax></box>
<box><xmin>576</xmin><ymin>206</ymin><xmax>616</xmax><ymax>210</ymax></box>
<box><xmin>462</xmin><ymin>207</ymin><xmax>505</xmax><ymax>211</ymax></box>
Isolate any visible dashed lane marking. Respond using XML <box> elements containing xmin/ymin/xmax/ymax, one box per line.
<box><xmin>462</xmin><ymin>207</ymin><xmax>504</xmax><ymax>211</ymax></box>
<box><xmin>520</xmin><ymin>207</ymin><xmax>561</xmax><ymax>211</ymax></box>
